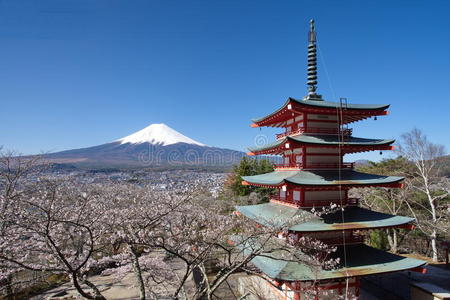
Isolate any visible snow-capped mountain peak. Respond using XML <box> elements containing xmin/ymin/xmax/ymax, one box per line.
<box><xmin>116</xmin><ymin>123</ymin><xmax>206</xmax><ymax>146</ymax></box>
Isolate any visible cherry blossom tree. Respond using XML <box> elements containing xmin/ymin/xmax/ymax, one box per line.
<box><xmin>126</xmin><ymin>194</ymin><xmax>338</xmax><ymax>300</ymax></box>
<box><xmin>0</xmin><ymin>150</ymin><xmax>46</xmax><ymax>297</ymax></box>
<box><xmin>93</xmin><ymin>181</ymin><xmax>337</xmax><ymax>300</ymax></box>
<box><xmin>0</xmin><ymin>151</ymin><xmax>110</xmax><ymax>299</ymax></box>
<box><xmin>100</xmin><ymin>183</ymin><xmax>191</xmax><ymax>300</ymax></box>
<box><xmin>0</xmin><ymin>149</ymin><xmax>339</xmax><ymax>299</ymax></box>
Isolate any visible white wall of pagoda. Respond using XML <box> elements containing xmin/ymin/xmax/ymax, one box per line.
<box><xmin>304</xmin><ymin>190</ymin><xmax>344</xmax><ymax>202</ymax></box>
<box><xmin>306</xmin><ymin>148</ymin><xmax>339</xmax><ymax>154</ymax></box>
<box><xmin>277</xmin><ymin>189</ymin><xmax>349</xmax><ymax>208</ymax></box>
<box><xmin>306</xmin><ymin>155</ymin><xmax>340</xmax><ymax>164</ymax></box>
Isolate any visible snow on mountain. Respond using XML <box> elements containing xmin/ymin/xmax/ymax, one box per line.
<box><xmin>116</xmin><ymin>123</ymin><xmax>206</xmax><ymax>146</ymax></box>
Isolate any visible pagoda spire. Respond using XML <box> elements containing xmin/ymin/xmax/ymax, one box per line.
<box><xmin>306</xmin><ymin>19</ymin><xmax>322</xmax><ymax>100</ymax></box>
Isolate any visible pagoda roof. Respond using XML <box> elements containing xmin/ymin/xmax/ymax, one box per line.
<box><xmin>236</xmin><ymin>203</ymin><xmax>414</xmax><ymax>232</ymax></box>
<box><xmin>251</xmin><ymin>97</ymin><xmax>389</xmax><ymax>127</ymax></box>
<box><xmin>292</xmin><ymin>98</ymin><xmax>389</xmax><ymax>111</ymax></box>
<box><xmin>248</xmin><ymin>135</ymin><xmax>395</xmax><ymax>155</ymax></box>
<box><xmin>233</xmin><ymin>237</ymin><xmax>425</xmax><ymax>281</ymax></box>
<box><xmin>241</xmin><ymin>169</ymin><xmax>403</xmax><ymax>188</ymax></box>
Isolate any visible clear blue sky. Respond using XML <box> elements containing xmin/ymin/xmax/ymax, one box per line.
<box><xmin>1</xmin><ymin>0</ymin><xmax>449</xmax><ymax>161</ymax></box>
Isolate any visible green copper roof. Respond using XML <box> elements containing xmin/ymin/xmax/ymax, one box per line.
<box><xmin>295</xmin><ymin>98</ymin><xmax>389</xmax><ymax>110</ymax></box>
<box><xmin>234</xmin><ymin>238</ymin><xmax>425</xmax><ymax>281</ymax></box>
<box><xmin>248</xmin><ymin>135</ymin><xmax>395</xmax><ymax>153</ymax></box>
<box><xmin>248</xmin><ymin>138</ymin><xmax>286</xmax><ymax>153</ymax></box>
<box><xmin>242</xmin><ymin>170</ymin><xmax>403</xmax><ymax>187</ymax></box>
<box><xmin>236</xmin><ymin>203</ymin><xmax>414</xmax><ymax>232</ymax></box>
<box><xmin>252</xmin><ymin>97</ymin><xmax>390</xmax><ymax>124</ymax></box>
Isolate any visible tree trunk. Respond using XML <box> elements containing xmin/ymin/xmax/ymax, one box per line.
<box><xmin>82</xmin><ymin>278</ymin><xmax>107</xmax><ymax>300</ymax></box>
<box><xmin>71</xmin><ymin>273</ymin><xmax>98</xmax><ymax>300</ymax></box>
<box><xmin>130</xmin><ymin>246</ymin><xmax>146</xmax><ymax>300</ymax></box>
<box><xmin>431</xmin><ymin>230</ymin><xmax>438</xmax><ymax>262</ymax></box>
<box><xmin>192</xmin><ymin>264</ymin><xmax>208</xmax><ymax>300</ymax></box>
<box><xmin>425</xmin><ymin>184</ymin><xmax>439</xmax><ymax>262</ymax></box>
<box><xmin>3</xmin><ymin>273</ymin><xmax>13</xmax><ymax>300</ymax></box>
<box><xmin>387</xmin><ymin>228</ymin><xmax>398</xmax><ymax>254</ymax></box>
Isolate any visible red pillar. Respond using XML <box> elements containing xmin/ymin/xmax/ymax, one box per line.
<box><xmin>302</xmin><ymin>147</ymin><xmax>306</xmax><ymax>168</ymax></box>
<box><xmin>301</xmin><ymin>189</ymin><xmax>305</xmax><ymax>206</ymax></box>
<box><xmin>304</xmin><ymin>113</ymin><xmax>308</xmax><ymax>132</ymax></box>
<box><xmin>289</xmin><ymin>282</ymin><xmax>301</xmax><ymax>300</ymax></box>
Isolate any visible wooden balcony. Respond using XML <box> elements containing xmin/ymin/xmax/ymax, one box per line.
<box><xmin>273</xmin><ymin>163</ymin><xmax>303</xmax><ymax>169</ymax></box>
<box><xmin>273</xmin><ymin>162</ymin><xmax>354</xmax><ymax>170</ymax></box>
<box><xmin>270</xmin><ymin>197</ymin><xmax>301</xmax><ymax>208</ymax></box>
<box><xmin>276</xmin><ymin>127</ymin><xmax>352</xmax><ymax>139</ymax></box>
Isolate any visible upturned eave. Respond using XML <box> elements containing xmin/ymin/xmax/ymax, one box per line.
<box><xmin>247</xmin><ymin>135</ymin><xmax>395</xmax><ymax>155</ymax></box>
<box><xmin>251</xmin><ymin>97</ymin><xmax>390</xmax><ymax>128</ymax></box>
<box><xmin>231</xmin><ymin>235</ymin><xmax>426</xmax><ymax>281</ymax></box>
<box><xmin>241</xmin><ymin>170</ymin><xmax>404</xmax><ymax>189</ymax></box>
<box><xmin>235</xmin><ymin>203</ymin><xmax>415</xmax><ymax>232</ymax></box>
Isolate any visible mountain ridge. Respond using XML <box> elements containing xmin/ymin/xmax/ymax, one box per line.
<box><xmin>44</xmin><ymin>124</ymin><xmax>245</xmax><ymax>170</ymax></box>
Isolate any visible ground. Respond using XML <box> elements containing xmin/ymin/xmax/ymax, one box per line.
<box><xmin>29</xmin><ymin>272</ymin><xmax>243</xmax><ymax>300</ymax></box>
<box><xmin>30</xmin><ymin>265</ymin><xmax>450</xmax><ymax>300</ymax></box>
<box><xmin>29</xmin><ymin>252</ymin><xmax>450</xmax><ymax>300</ymax></box>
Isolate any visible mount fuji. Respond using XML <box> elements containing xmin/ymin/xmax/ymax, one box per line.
<box><xmin>45</xmin><ymin>124</ymin><xmax>245</xmax><ymax>170</ymax></box>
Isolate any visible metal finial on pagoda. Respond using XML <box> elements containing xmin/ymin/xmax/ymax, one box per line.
<box><xmin>306</xmin><ymin>19</ymin><xmax>322</xmax><ymax>100</ymax></box>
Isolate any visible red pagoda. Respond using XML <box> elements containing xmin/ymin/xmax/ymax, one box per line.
<box><xmin>235</xmin><ymin>20</ymin><xmax>426</xmax><ymax>299</ymax></box>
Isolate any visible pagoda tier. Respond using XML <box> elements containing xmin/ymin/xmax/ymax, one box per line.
<box><xmin>233</xmin><ymin>236</ymin><xmax>424</xmax><ymax>282</ymax></box>
<box><xmin>251</xmin><ymin>97</ymin><xmax>389</xmax><ymax>128</ymax></box>
<box><xmin>236</xmin><ymin>203</ymin><xmax>414</xmax><ymax>233</ymax></box>
<box><xmin>247</xmin><ymin>134</ymin><xmax>395</xmax><ymax>156</ymax></box>
<box><xmin>241</xmin><ymin>169</ymin><xmax>403</xmax><ymax>188</ymax></box>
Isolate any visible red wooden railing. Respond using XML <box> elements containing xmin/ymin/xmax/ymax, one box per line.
<box><xmin>273</xmin><ymin>162</ymin><xmax>354</xmax><ymax>169</ymax></box>
<box><xmin>270</xmin><ymin>197</ymin><xmax>359</xmax><ymax>207</ymax></box>
<box><xmin>273</xmin><ymin>163</ymin><xmax>303</xmax><ymax>169</ymax></box>
<box><xmin>276</xmin><ymin>127</ymin><xmax>352</xmax><ymax>139</ymax></box>
<box><xmin>270</xmin><ymin>197</ymin><xmax>300</xmax><ymax>207</ymax></box>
